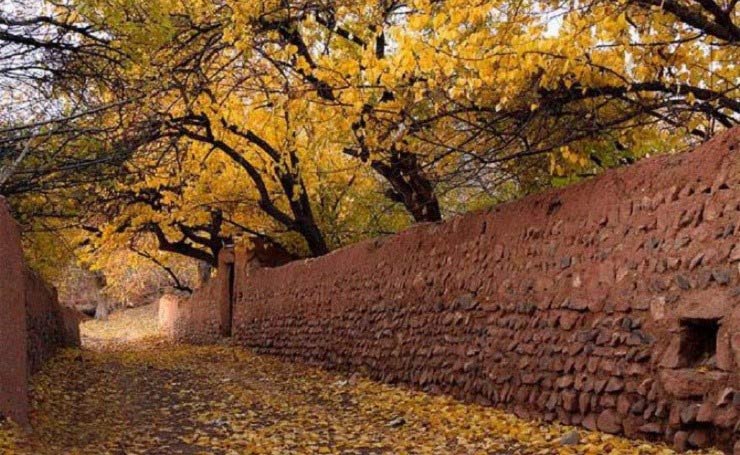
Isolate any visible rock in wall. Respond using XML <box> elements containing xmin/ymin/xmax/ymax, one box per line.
<box><xmin>171</xmin><ymin>127</ymin><xmax>740</xmax><ymax>452</ymax></box>
<box><xmin>0</xmin><ymin>197</ymin><xmax>81</xmax><ymax>424</ymax></box>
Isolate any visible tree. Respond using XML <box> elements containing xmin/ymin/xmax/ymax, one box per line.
<box><xmin>0</xmin><ymin>0</ymin><xmax>130</xmax><ymax>198</ymax></box>
<box><xmin>39</xmin><ymin>0</ymin><xmax>413</xmax><ymax>261</ymax></box>
<box><xmin>392</xmin><ymin>0</ymin><xmax>738</xmax><ymax>183</ymax></box>
<box><xmin>2</xmin><ymin>0</ymin><xmax>735</xmax><ymax>276</ymax></box>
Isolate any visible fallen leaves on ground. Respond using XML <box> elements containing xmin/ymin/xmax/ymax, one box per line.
<box><xmin>79</xmin><ymin>303</ymin><xmax>161</xmax><ymax>349</ymax></box>
<box><xmin>0</xmin><ymin>307</ymin><xmax>723</xmax><ymax>454</ymax></box>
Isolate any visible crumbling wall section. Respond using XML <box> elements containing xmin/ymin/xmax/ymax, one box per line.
<box><xmin>159</xmin><ymin>279</ymin><xmax>221</xmax><ymax>344</ymax></box>
<box><xmin>158</xmin><ymin>249</ymin><xmax>235</xmax><ymax>343</ymax></box>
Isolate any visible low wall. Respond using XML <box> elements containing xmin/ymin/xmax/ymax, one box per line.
<box><xmin>159</xmin><ymin>249</ymin><xmax>235</xmax><ymax>343</ymax></box>
<box><xmin>158</xmin><ymin>282</ymin><xmax>220</xmax><ymax>344</ymax></box>
<box><xmin>158</xmin><ymin>294</ymin><xmax>181</xmax><ymax>340</ymax></box>
<box><xmin>0</xmin><ymin>198</ymin><xmax>31</xmax><ymax>424</ymax></box>
<box><xmin>25</xmin><ymin>267</ymin><xmax>81</xmax><ymax>373</ymax></box>
<box><xmin>171</xmin><ymin>127</ymin><xmax>740</xmax><ymax>452</ymax></box>
<box><xmin>0</xmin><ymin>198</ymin><xmax>80</xmax><ymax>425</ymax></box>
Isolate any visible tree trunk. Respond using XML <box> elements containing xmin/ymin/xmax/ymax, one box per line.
<box><xmin>372</xmin><ymin>150</ymin><xmax>442</xmax><ymax>223</ymax></box>
<box><xmin>297</xmin><ymin>215</ymin><xmax>329</xmax><ymax>256</ymax></box>
<box><xmin>92</xmin><ymin>271</ymin><xmax>109</xmax><ymax>320</ymax></box>
<box><xmin>94</xmin><ymin>300</ymin><xmax>109</xmax><ymax>320</ymax></box>
<box><xmin>278</xmin><ymin>153</ymin><xmax>329</xmax><ymax>256</ymax></box>
<box><xmin>197</xmin><ymin>260</ymin><xmax>212</xmax><ymax>286</ymax></box>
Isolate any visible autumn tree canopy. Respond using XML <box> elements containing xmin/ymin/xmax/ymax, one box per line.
<box><xmin>1</xmin><ymin>0</ymin><xmax>737</xmax><ymax>286</ymax></box>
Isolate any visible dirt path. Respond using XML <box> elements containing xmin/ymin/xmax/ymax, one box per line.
<box><xmin>0</xmin><ymin>307</ymin><xmax>719</xmax><ymax>454</ymax></box>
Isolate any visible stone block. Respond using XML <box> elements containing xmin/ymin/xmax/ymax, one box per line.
<box><xmin>680</xmin><ymin>403</ymin><xmax>700</xmax><ymax>424</ymax></box>
<box><xmin>596</xmin><ymin>409</ymin><xmax>622</xmax><ymax>434</ymax></box>
<box><xmin>696</xmin><ymin>402</ymin><xmax>714</xmax><ymax>423</ymax></box>
<box><xmin>687</xmin><ymin>429</ymin><xmax>709</xmax><ymax>449</ymax></box>
<box><xmin>605</xmin><ymin>377</ymin><xmax>625</xmax><ymax>393</ymax></box>
<box><xmin>673</xmin><ymin>431</ymin><xmax>688</xmax><ymax>452</ymax></box>
<box><xmin>659</xmin><ymin>369</ymin><xmax>729</xmax><ymax>399</ymax></box>
<box><xmin>650</xmin><ymin>297</ymin><xmax>667</xmax><ymax>321</ymax></box>
<box><xmin>562</xmin><ymin>391</ymin><xmax>577</xmax><ymax>412</ymax></box>
<box><xmin>676</xmin><ymin>289</ymin><xmax>731</xmax><ymax>320</ymax></box>
<box><xmin>713</xmin><ymin>406</ymin><xmax>737</xmax><ymax>428</ymax></box>
<box><xmin>582</xmin><ymin>413</ymin><xmax>597</xmax><ymax>431</ymax></box>
<box><xmin>658</xmin><ymin>338</ymin><xmax>682</xmax><ymax>369</ymax></box>
<box><xmin>617</xmin><ymin>394</ymin><xmax>631</xmax><ymax>415</ymax></box>
<box><xmin>638</xmin><ymin>422</ymin><xmax>662</xmax><ymax>434</ymax></box>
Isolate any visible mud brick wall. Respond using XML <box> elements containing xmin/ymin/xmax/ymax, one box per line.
<box><xmin>158</xmin><ymin>280</ymin><xmax>221</xmax><ymax>344</ymax></box>
<box><xmin>0</xmin><ymin>197</ymin><xmax>80</xmax><ymax>425</ymax></box>
<box><xmin>158</xmin><ymin>294</ymin><xmax>183</xmax><ymax>340</ymax></box>
<box><xmin>0</xmin><ymin>198</ymin><xmax>32</xmax><ymax>424</ymax></box>
<box><xmin>227</xmin><ymin>128</ymin><xmax>740</xmax><ymax>452</ymax></box>
<box><xmin>24</xmin><ymin>268</ymin><xmax>81</xmax><ymax>374</ymax></box>
<box><xmin>159</xmin><ymin>249</ymin><xmax>235</xmax><ymax>343</ymax></box>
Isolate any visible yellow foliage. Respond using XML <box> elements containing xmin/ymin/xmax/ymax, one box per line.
<box><xmin>15</xmin><ymin>0</ymin><xmax>735</xmax><ymax>266</ymax></box>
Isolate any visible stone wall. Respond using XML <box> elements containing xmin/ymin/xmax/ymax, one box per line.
<box><xmin>0</xmin><ymin>198</ymin><xmax>80</xmax><ymax>425</ymax></box>
<box><xmin>171</xmin><ymin>127</ymin><xmax>740</xmax><ymax>452</ymax></box>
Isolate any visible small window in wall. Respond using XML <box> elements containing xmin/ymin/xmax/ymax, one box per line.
<box><xmin>679</xmin><ymin>318</ymin><xmax>719</xmax><ymax>368</ymax></box>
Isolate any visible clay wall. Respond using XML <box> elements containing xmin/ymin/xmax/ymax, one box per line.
<box><xmin>0</xmin><ymin>198</ymin><xmax>80</xmax><ymax>424</ymax></box>
<box><xmin>159</xmin><ymin>248</ymin><xmax>235</xmax><ymax>343</ymax></box>
<box><xmin>24</xmin><ymin>268</ymin><xmax>81</xmax><ymax>374</ymax></box>
<box><xmin>169</xmin><ymin>128</ymin><xmax>740</xmax><ymax>451</ymax></box>
<box><xmin>0</xmin><ymin>198</ymin><xmax>31</xmax><ymax>424</ymax></box>
<box><xmin>158</xmin><ymin>280</ymin><xmax>220</xmax><ymax>344</ymax></box>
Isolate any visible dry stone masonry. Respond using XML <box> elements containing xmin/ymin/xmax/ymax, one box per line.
<box><xmin>163</xmin><ymin>127</ymin><xmax>740</xmax><ymax>452</ymax></box>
